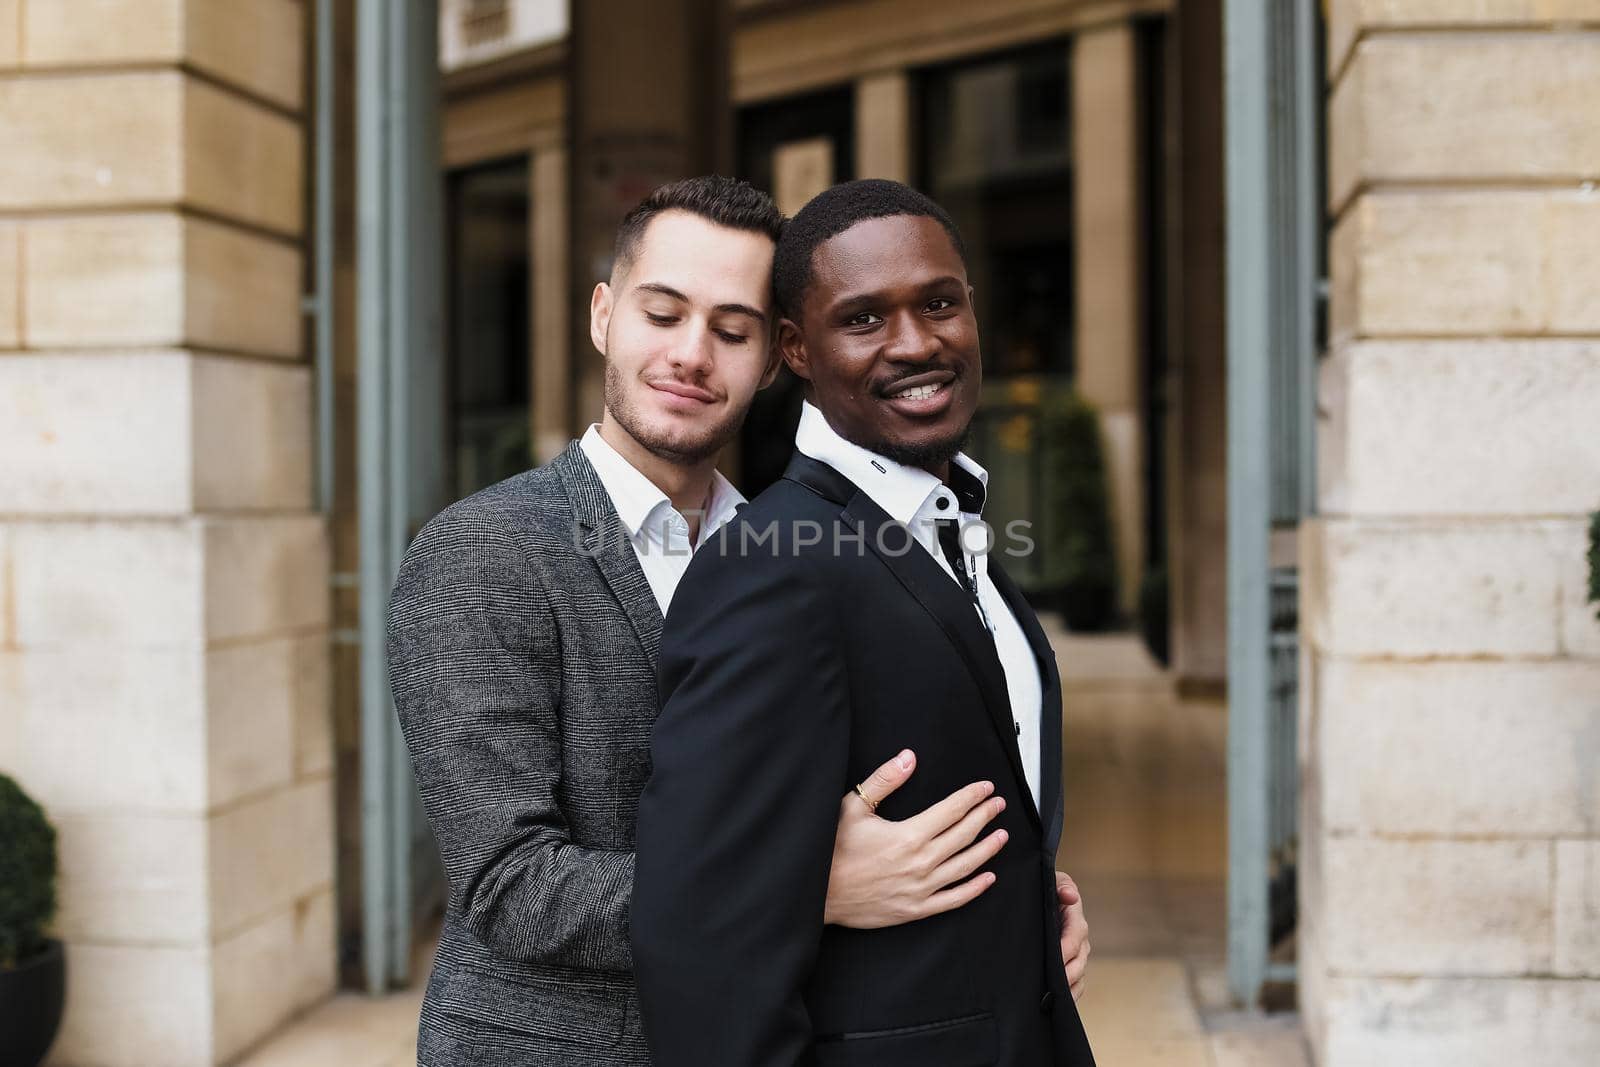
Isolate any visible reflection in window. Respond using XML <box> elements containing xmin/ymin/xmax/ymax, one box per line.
<box><xmin>919</xmin><ymin>45</ymin><xmax>1073</xmax><ymax>378</ymax></box>
<box><xmin>447</xmin><ymin>159</ymin><xmax>531</xmax><ymax>498</ymax></box>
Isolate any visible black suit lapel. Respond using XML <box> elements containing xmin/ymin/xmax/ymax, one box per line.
<box><xmin>555</xmin><ymin>443</ymin><xmax>665</xmax><ymax>667</ymax></box>
<box><xmin>845</xmin><ymin>497</ymin><xmax>1040</xmax><ymax>833</ymax></box>
<box><xmin>779</xmin><ymin>474</ymin><xmax>1039</xmax><ymax>833</ymax></box>
<box><xmin>989</xmin><ymin>559</ymin><xmax>1064</xmax><ymax>851</ymax></box>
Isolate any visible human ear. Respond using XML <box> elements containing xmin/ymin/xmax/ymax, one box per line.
<box><xmin>758</xmin><ymin>327</ymin><xmax>784</xmax><ymax>390</ymax></box>
<box><xmin>589</xmin><ymin>282</ymin><xmax>612</xmax><ymax>356</ymax></box>
<box><xmin>777</xmin><ymin>318</ymin><xmax>811</xmax><ymax>382</ymax></box>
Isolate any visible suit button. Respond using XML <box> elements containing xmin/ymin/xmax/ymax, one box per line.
<box><xmin>1040</xmin><ymin>990</ymin><xmax>1055</xmax><ymax>1014</ymax></box>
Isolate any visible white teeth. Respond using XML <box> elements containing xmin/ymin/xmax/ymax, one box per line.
<box><xmin>891</xmin><ymin>382</ymin><xmax>944</xmax><ymax>400</ymax></box>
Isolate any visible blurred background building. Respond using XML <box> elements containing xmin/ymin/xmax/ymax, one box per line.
<box><xmin>0</xmin><ymin>0</ymin><xmax>1597</xmax><ymax>1064</ymax></box>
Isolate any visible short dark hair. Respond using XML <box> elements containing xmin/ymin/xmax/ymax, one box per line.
<box><xmin>612</xmin><ymin>175</ymin><xmax>784</xmax><ymax>279</ymax></box>
<box><xmin>772</xmin><ymin>179</ymin><xmax>967</xmax><ymax>319</ymax></box>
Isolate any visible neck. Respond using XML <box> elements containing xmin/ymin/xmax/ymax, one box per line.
<box><xmin>597</xmin><ymin>412</ymin><xmax>719</xmax><ymax>538</ymax></box>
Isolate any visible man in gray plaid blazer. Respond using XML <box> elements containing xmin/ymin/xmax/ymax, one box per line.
<box><xmin>388</xmin><ymin>177</ymin><xmax>1088</xmax><ymax>1065</ymax></box>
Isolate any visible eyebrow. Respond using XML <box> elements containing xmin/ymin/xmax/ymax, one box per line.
<box><xmin>633</xmin><ymin>282</ymin><xmax>768</xmax><ymax>325</ymax></box>
<box><xmin>828</xmin><ymin>274</ymin><xmax>966</xmax><ymax>311</ymax></box>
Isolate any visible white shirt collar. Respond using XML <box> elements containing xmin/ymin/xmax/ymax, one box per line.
<box><xmin>793</xmin><ymin>401</ymin><xmax>988</xmax><ymax>523</ymax></box>
<box><xmin>578</xmin><ymin>424</ymin><xmax>744</xmax><ymax>542</ymax></box>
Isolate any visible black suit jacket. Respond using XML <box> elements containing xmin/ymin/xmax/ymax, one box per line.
<box><xmin>632</xmin><ymin>454</ymin><xmax>1096</xmax><ymax>1067</ymax></box>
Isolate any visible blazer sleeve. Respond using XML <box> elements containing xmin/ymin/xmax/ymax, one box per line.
<box><xmin>387</xmin><ymin>509</ymin><xmax>635</xmax><ymax>973</ymax></box>
<box><xmin>632</xmin><ymin>541</ymin><xmax>851</xmax><ymax>1067</ymax></box>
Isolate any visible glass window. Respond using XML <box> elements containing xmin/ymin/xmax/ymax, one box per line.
<box><xmin>918</xmin><ymin>44</ymin><xmax>1073</xmax><ymax>379</ymax></box>
<box><xmin>447</xmin><ymin>158</ymin><xmax>532</xmax><ymax>498</ymax></box>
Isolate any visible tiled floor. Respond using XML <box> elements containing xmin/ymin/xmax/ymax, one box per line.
<box><xmin>234</xmin><ymin>937</ymin><xmax>433</xmax><ymax>1067</ymax></box>
<box><xmin>243</xmin><ymin>629</ymin><xmax>1309</xmax><ymax>1066</ymax></box>
<box><xmin>1053</xmin><ymin>630</ymin><xmax>1310</xmax><ymax>1067</ymax></box>
<box><xmin>234</xmin><ymin>991</ymin><xmax>422</xmax><ymax>1067</ymax></box>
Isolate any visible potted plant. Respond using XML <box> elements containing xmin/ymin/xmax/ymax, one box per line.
<box><xmin>0</xmin><ymin>774</ymin><xmax>64</xmax><ymax>1067</ymax></box>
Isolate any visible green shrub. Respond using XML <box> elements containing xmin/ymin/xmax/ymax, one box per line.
<box><xmin>1588</xmin><ymin>509</ymin><xmax>1599</xmax><ymax>621</ymax></box>
<box><xmin>0</xmin><ymin>773</ymin><xmax>58</xmax><ymax>969</ymax></box>
<box><xmin>1037</xmin><ymin>391</ymin><xmax>1118</xmax><ymax>631</ymax></box>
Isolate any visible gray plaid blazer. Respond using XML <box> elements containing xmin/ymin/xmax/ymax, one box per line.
<box><xmin>388</xmin><ymin>442</ymin><xmax>662</xmax><ymax>1065</ymax></box>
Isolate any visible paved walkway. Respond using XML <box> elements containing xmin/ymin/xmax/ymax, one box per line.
<box><xmin>235</xmin><ymin>958</ymin><xmax>426</xmax><ymax>1067</ymax></box>
<box><xmin>1052</xmin><ymin>630</ymin><xmax>1309</xmax><ymax>1067</ymax></box>
<box><xmin>242</xmin><ymin>630</ymin><xmax>1310</xmax><ymax>1066</ymax></box>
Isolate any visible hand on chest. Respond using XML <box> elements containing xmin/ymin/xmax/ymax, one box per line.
<box><xmin>837</xmin><ymin>565</ymin><xmax>1050</xmax><ymax>819</ymax></box>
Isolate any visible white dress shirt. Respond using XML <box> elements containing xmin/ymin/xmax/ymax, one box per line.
<box><xmin>579</xmin><ymin>425</ymin><xmax>746</xmax><ymax>614</ymax></box>
<box><xmin>793</xmin><ymin>402</ymin><xmax>1044</xmax><ymax>811</ymax></box>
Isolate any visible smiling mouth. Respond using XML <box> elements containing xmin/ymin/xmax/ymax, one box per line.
<box><xmin>888</xmin><ymin>381</ymin><xmax>946</xmax><ymax>401</ymax></box>
<box><xmin>649</xmin><ymin>379</ymin><xmax>718</xmax><ymax>404</ymax></box>
<box><xmin>881</xmin><ymin>369</ymin><xmax>957</xmax><ymax>402</ymax></box>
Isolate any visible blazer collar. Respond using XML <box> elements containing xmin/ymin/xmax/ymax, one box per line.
<box><xmin>578</xmin><ymin>424</ymin><xmax>746</xmax><ymax>544</ymax></box>
<box><xmin>793</xmin><ymin>401</ymin><xmax>989</xmax><ymax>524</ymax></box>
<box><xmin>553</xmin><ymin>442</ymin><xmax>664</xmax><ymax>665</ymax></box>
<box><xmin>782</xmin><ymin>453</ymin><xmax>1043</xmax><ymax>832</ymax></box>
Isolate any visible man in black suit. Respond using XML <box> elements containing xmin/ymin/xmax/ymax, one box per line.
<box><xmin>633</xmin><ymin>179</ymin><xmax>1096</xmax><ymax>1066</ymax></box>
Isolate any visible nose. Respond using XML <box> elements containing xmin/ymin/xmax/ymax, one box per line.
<box><xmin>881</xmin><ymin>309</ymin><xmax>940</xmax><ymax>365</ymax></box>
<box><xmin>666</xmin><ymin>320</ymin><xmax>716</xmax><ymax>376</ymax></box>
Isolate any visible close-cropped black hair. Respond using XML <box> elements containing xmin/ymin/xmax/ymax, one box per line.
<box><xmin>772</xmin><ymin>178</ymin><xmax>968</xmax><ymax>319</ymax></box>
<box><xmin>612</xmin><ymin>175</ymin><xmax>784</xmax><ymax>278</ymax></box>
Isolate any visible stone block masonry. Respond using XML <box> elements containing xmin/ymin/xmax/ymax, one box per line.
<box><xmin>0</xmin><ymin>3</ymin><xmax>334</xmax><ymax>1064</ymax></box>
<box><xmin>1303</xmin><ymin>4</ymin><xmax>1600</xmax><ymax>1064</ymax></box>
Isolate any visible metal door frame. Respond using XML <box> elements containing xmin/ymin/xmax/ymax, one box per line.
<box><xmin>353</xmin><ymin>0</ymin><xmax>446</xmax><ymax>995</ymax></box>
<box><xmin>1224</xmin><ymin>0</ymin><xmax>1320</xmax><ymax>1008</ymax></box>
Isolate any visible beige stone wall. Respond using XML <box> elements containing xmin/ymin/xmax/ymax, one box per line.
<box><xmin>0</xmin><ymin>2</ymin><xmax>335</xmax><ymax>1064</ymax></box>
<box><xmin>732</xmin><ymin>0</ymin><xmax>1172</xmax><ymax>103</ymax></box>
<box><xmin>854</xmin><ymin>70</ymin><xmax>911</xmax><ymax>183</ymax></box>
<box><xmin>1302</xmin><ymin>4</ymin><xmax>1600</xmax><ymax>1063</ymax></box>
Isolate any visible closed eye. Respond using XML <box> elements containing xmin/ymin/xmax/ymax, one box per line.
<box><xmin>645</xmin><ymin>312</ymin><xmax>678</xmax><ymax>326</ymax></box>
<box><xmin>715</xmin><ymin>330</ymin><xmax>749</xmax><ymax>345</ymax></box>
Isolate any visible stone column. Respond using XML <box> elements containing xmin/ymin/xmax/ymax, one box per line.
<box><xmin>1170</xmin><ymin>0</ymin><xmax>1226</xmax><ymax>688</ymax></box>
<box><xmin>0</xmin><ymin>2</ymin><xmax>335</xmax><ymax>1064</ymax></box>
<box><xmin>1301</xmin><ymin>5</ymin><xmax>1600</xmax><ymax>1063</ymax></box>
<box><xmin>567</xmin><ymin>0</ymin><xmax>729</xmax><ymax>428</ymax></box>
<box><xmin>1072</xmin><ymin>23</ymin><xmax>1145</xmax><ymax>618</ymax></box>
<box><xmin>855</xmin><ymin>70</ymin><xmax>911</xmax><ymax>183</ymax></box>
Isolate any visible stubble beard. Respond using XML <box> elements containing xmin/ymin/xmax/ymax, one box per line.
<box><xmin>603</xmin><ymin>357</ymin><xmax>744</xmax><ymax>465</ymax></box>
<box><xmin>870</xmin><ymin>425</ymin><xmax>972</xmax><ymax>473</ymax></box>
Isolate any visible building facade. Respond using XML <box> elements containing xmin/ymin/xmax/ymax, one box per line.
<box><xmin>0</xmin><ymin>0</ymin><xmax>1596</xmax><ymax>1064</ymax></box>
<box><xmin>0</xmin><ymin>1</ymin><xmax>335</xmax><ymax>1063</ymax></box>
<box><xmin>1299</xmin><ymin>3</ymin><xmax>1600</xmax><ymax>1062</ymax></box>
